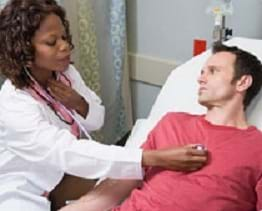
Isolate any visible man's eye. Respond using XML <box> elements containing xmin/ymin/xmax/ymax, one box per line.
<box><xmin>210</xmin><ymin>68</ymin><xmax>215</xmax><ymax>74</ymax></box>
<box><xmin>210</xmin><ymin>67</ymin><xmax>220</xmax><ymax>74</ymax></box>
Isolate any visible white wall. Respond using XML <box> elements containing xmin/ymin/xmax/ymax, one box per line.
<box><xmin>131</xmin><ymin>81</ymin><xmax>160</xmax><ymax>119</ymax></box>
<box><xmin>127</xmin><ymin>0</ymin><xmax>262</xmax><ymax>119</ymax></box>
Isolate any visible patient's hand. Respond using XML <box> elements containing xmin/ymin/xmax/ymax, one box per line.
<box><xmin>142</xmin><ymin>144</ymin><xmax>208</xmax><ymax>172</ymax></box>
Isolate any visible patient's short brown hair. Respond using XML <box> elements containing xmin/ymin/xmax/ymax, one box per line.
<box><xmin>212</xmin><ymin>44</ymin><xmax>262</xmax><ymax>109</ymax></box>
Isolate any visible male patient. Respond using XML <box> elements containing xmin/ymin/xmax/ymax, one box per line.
<box><xmin>61</xmin><ymin>44</ymin><xmax>262</xmax><ymax>211</ymax></box>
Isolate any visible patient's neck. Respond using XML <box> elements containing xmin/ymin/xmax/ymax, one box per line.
<box><xmin>205</xmin><ymin>102</ymin><xmax>248</xmax><ymax>129</ymax></box>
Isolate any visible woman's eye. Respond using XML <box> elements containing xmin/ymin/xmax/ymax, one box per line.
<box><xmin>62</xmin><ymin>35</ymin><xmax>67</xmax><ymax>40</ymax></box>
<box><xmin>46</xmin><ymin>40</ymin><xmax>56</xmax><ymax>46</ymax></box>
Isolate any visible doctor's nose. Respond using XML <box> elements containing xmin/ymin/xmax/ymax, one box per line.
<box><xmin>59</xmin><ymin>40</ymin><xmax>70</xmax><ymax>52</ymax></box>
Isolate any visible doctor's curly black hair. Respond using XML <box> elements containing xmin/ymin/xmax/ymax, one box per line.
<box><xmin>0</xmin><ymin>0</ymin><xmax>73</xmax><ymax>88</ymax></box>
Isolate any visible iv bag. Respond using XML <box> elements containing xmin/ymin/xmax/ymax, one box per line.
<box><xmin>206</xmin><ymin>0</ymin><xmax>233</xmax><ymax>16</ymax></box>
<box><xmin>0</xmin><ymin>0</ymin><xmax>8</xmax><ymax>9</ymax></box>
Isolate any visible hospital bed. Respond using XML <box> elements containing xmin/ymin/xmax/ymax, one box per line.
<box><xmin>126</xmin><ymin>37</ymin><xmax>262</xmax><ymax>148</ymax></box>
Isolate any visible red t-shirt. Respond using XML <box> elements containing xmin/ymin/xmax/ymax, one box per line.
<box><xmin>113</xmin><ymin>112</ymin><xmax>262</xmax><ymax>211</ymax></box>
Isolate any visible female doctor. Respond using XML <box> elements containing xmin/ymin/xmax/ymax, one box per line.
<box><xmin>0</xmin><ymin>0</ymin><xmax>208</xmax><ymax>210</ymax></box>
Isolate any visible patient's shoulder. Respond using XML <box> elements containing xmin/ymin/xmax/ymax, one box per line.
<box><xmin>163</xmin><ymin>112</ymin><xmax>199</xmax><ymax>122</ymax></box>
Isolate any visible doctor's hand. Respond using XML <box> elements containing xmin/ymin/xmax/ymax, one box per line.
<box><xmin>142</xmin><ymin>144</ymin><xmax>208</xmax><ymax>172</ymax></box>
<box><xmin>47</xmin><ymin>79</ymin><xmax>89</xmax><ymax>118</ymax></box>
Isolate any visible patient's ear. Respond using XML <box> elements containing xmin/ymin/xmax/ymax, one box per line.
<box><xmin>236</xmin><ymin>75</ymin><xmax>253</xmax><ymax>92</ymax></box>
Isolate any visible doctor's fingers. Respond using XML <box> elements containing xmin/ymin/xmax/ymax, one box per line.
<box><xmin>48</xmin><ymin>83</ymin><xmax>71</xmax><ymax>97</ymax></box>
<box><xmin>180</xmin><ymin>157</ymin><xmax>208</xmax><ymax>170</ymax></box>
<box><xmin>48</xmin><ymin>79</ymin><xmax>67</xmax><ymax>88</ymax></box>
<box><xmin>48</xmin><ymin>81</ymin><xmax>72</xmax><ymax>94</ymax></box>
<box><xmin>171</xmin><ymin>160</ymin><xmax>206</xmax><ymax>172</ymax></box>
<box><xmin>47</xmin><ymin>83</ymin><xmax>67</xmax><ymax>94</ymax></box>
<box><xmin>48</xmin><ymin>83</ymin><xmax>70</xmax><ymax>95</ymax></box>
<box><xmin>184</xmin><ymin>163</ymin><xmax>206</xmax><ymax>172</ymax></box>
<box><xmin>186</xmin><ymin>155</ymin><xmax>208</xmax><ymax>164</ymax></box>
<box><xmin>186</xmin><ymin>146</ymin><xmax>208</xmax><ymax>156</ymax></box>
<box><xmin>48</xmin><ymin>87</ymin><xmax>67</xmax><ymax>101</ymax></box>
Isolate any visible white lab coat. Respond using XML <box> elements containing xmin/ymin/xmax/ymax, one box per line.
<box><xmin>0</xmin><ymin>65</ymin><xmax>142</xmax><ymax>211</ymax></box>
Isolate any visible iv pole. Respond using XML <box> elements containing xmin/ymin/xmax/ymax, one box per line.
<box><xmin>208</xmin><ymin>0</ymin><xmax>233</xmax><ymax>44</ymax></box>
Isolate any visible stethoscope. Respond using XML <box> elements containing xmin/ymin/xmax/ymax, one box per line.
<box><xmin>24</xmin><ymin>67</ymin><xmax>92</xmax><ymax>140</ymax></box>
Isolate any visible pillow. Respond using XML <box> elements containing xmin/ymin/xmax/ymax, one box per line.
<box><xmin>126</xmin><ymin>37</ymin><xmax>262</xmax><ymax>147</ymax></box>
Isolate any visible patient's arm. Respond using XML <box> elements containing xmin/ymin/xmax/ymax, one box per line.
<box><xmin>59</xmin><ymin>179</ymin><xmax>140</xmax><ymax>211</ymax></box>
<box><xmin>80</xmin><ymin>178</ymin><xmax>140</xmax><ymax>209</ymax></box>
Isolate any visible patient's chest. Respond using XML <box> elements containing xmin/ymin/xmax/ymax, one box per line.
<box><xmin>143</xmin><ymin>145</ymin><xmax>261</xmax><ymax>210</ymax></box>
<box><xmin>142</xmin><ymin>113</ymin><xmax>262</xmax><ymax>210</ymax></box>
<box><xmin>146</xmin><ymin>142</ymin><xmax>260</xmax><ymax>191</ymax></box>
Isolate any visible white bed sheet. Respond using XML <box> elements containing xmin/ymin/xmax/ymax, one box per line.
<box><xmin>126</xmin><ymin>37</ymin><xmax>262</xmax><ymax>148</ymax></box>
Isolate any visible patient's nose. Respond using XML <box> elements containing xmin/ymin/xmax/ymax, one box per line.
<box><xmin>197</xmin><ymin>72</ymin><xmax>207</xmax><ymax>84</ymax></box>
